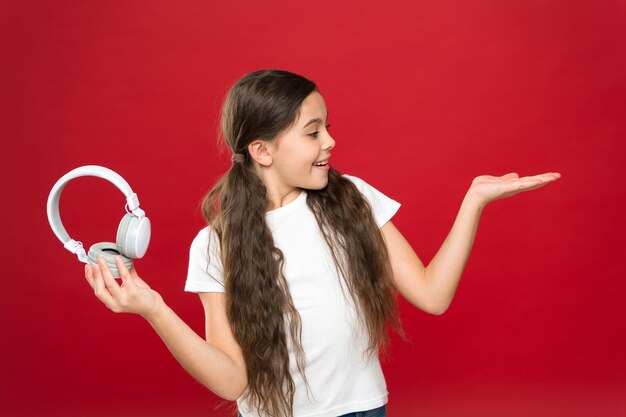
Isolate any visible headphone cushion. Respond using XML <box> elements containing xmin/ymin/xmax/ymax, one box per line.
<box><xmin>87</xmin><ymin>242</ymin><xmax>133</xmax><ymax>278</ymax></box>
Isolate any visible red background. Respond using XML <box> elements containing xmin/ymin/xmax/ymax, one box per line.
<box><xmin>1</xmin><ymin>1</ymin><xmax>625</xmax><ymax>416</ymax></box>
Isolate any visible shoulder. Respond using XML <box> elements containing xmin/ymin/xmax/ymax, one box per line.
<box><xmin>340</xmin><ymin>173</ymin><xmax>394</xmax><ymax>201</ymax></box>
<box><xmin>192</xmin><ymin>225</ymin><xmax>210</xmax><ymax>240</ymax></box>
<box><xmin>341</xmin><ymin>173</ymin><xmax>372</xmax><ymax>192</ymax></box>
<box><xmin>189</xmin><ymin>226</ymin><xmax>221</xmax><ymax>257</ymax></box>
<box><xmin>341</xmin><ymin>173</ymin><xmax>363</xmax><ymax>185</ymax></box>
<box><xmin>340</xmin><ymin>173</ymin><xmax>402</xmax><ymax>228</ymax></box>
<box><xmin>186</xmin><ymin>225</ymin><xmax>225</xmax><ymax>291</ymax></box>
<box><xmin>341</xmin><ymin>173</ymin><xmax>388</xmax><ymax>190</ymax></box>
<box><xmin>191</xmin><ymin>225</ymin><xmax>219</xmax><ymax>244</ymax></box>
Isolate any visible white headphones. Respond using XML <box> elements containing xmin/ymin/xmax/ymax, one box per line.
<box><xmin>46</xmin><ymin>165</ymin><xmax>151</xmax><ymax>278</ymax></box>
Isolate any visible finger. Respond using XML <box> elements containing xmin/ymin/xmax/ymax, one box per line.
<box><xmin>115</xmin><ymin>256</ymin><xmax>133</xmax><ymax>287</ymax></box>
<box><xmin>498</xmin><ymin>177</ymin><xmax>538</xmax><ymax>193</ymax></box>
<box><xmin>91</xmin><ymin>261</ymin><xmax>116</xmax><ymax>308</ymax></box>
<box><xmin>513</xmin><ymin>176</ymin><xmax>552</xmax><ymax>192</ymax></box>
<box><xmin>96</xmin><ymin>258</ymin><xmax>123</xmax><ymax>299</ymax></box>
<box><xmin>521</xmin><ymin>177</ymin><xmax>544</xmax><ymax>187</ymax></box>
<box><xmin>129</xmin><ymin>267</ymin><xmax>139</xmax><ymax>280</ymax></box>
<box><xmin>540</xmin><ymin>172</ymin><xmax>561</xmax><ymax>181</ymax></box>
<box><xmin>525</xmin><ymin>173</ymin><xmax>559</xmax><ymax>185</ymax></box>
<box><xmin>529</xmin><ymin>172</ymin><xmax>561</xmax><ymax>182</ymax></box>
<box><xmin>85</xmin><ymin>264</ymin><xmax>95</xmax><ymax>289</ymax></box>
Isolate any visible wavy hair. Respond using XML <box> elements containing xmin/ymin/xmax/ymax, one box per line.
<box><xmin>200</xmin><ymin>69</ymin><xmax>407</xmax><ymax>417</ymax></box>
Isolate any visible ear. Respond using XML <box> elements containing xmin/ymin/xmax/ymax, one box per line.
<box><xmin>247</xmin><ymin>139</ymin><xmax>274</xmax><ymax>166</ymax></box>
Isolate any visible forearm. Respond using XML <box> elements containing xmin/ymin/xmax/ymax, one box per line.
<box><xmin>425</xmin><ymin>192</ymin><xmax>484</xmax><ymax>313</ymax></box>
<box><xmin>143</xmin><ymin>298</ymin><xmax>247</xmax><ymax>401</ymax></box>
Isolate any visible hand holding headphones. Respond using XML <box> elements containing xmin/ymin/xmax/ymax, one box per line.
<box><xmin>85</xmin><ymin>255</ymin><xmax>163</xmax><ymax>319</ymax></box>
<box><xmin>46</xmin><ymin>165</ymin><xmax>151</xmax><ymax>278</ymax></box>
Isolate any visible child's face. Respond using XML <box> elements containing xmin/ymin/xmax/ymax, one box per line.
<box><xmin>266</xmin><ymin>90</ymin><xmax>335</xmax><ymax>192</ymax></box>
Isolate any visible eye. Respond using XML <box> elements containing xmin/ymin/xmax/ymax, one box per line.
<box><xmin>308</xmin><ymin>124</ymin><xmax>331</xmax><ymax>139</ymax></box>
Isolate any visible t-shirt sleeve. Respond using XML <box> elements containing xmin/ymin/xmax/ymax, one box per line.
<box><xmin>342</xmin><ymin>174</ymin><xmax>402</xmax><ymax>228</ymax></box>
<box><xmin>184</xmin><ymin>226</ymin><xmax>226</xmax><ymax>293</ymax></box>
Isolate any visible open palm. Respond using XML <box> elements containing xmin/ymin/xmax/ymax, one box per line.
<box><xmin>467</xmin><ymin>172</ymin><xmax>561</xmax><ymax>207</ymax></box>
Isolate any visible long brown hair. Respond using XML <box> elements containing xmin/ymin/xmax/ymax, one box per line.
<box><xmin>201</xmin><ymin>69</ymin><xmax>407</xmax><ymax>417</ymax></box>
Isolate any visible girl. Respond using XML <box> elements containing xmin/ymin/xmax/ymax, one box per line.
<box><xmin>84</xmin><ymin>69</ymin><xmax>561</xmax><ymax>417</ymax></box>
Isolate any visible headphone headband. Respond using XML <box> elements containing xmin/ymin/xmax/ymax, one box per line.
<box><xmin>46</xmin><ymin>165</ymin><xmax>146</xmax><ymax>263</ymax></box>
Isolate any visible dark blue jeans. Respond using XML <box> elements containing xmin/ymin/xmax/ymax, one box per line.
<box><xmin>237</xmin><ymin>404</ymin><xmax>386</xmax><ymax>417</ymax></box>
<box><xmin>337</xmin><ymin>404</ymin><xmax>387</xmax><ymax>417</ymax></box>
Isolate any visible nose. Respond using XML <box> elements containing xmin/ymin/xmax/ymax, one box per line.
<box><xmin>324</xmin><ymin>131</ymin><xmax>336</xmax><ymax>151</ymax></box>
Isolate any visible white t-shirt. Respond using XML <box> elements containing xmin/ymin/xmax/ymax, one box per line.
<box><xmin>184</xmin><ymin>174</ymin><xmax>401</xmax><ymax>417</ymax></box>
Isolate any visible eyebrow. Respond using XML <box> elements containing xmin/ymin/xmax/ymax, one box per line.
<box><xmin>302</xmin><ymin>112</ymin><xmax>329</xmax><ymax>129</ymax></box>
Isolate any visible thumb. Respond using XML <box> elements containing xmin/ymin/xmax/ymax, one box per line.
<box><xmin>127</xmin><ymin>263</ymin><xmax>151</xmax><ymax>289</ymax></box>
<box><xmin>501</xmin><ymin>172</ymin><xmax>519</xmax><ymax>179</ymax></box>
<box><xmin>129</xmin><ymin>265</ymin><xmax>140</xmax><ymax>280</ymax></box>
<box><xmin>132</xmin><ymin>273</ymin><xmax>151</xmax><ymax>289</ymax></box>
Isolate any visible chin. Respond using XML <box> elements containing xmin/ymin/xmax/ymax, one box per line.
<box><xmin>314</xmin><ymin>177</ymin><xmax>330</xmax><ymax>190</ymax></box>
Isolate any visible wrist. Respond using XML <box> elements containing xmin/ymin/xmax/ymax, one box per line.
<box><xmin>464</xmin><ymin>190</ymin><xmax>486</xmax><ymax>212</ymax></box>
<box><xmin>143</xmin><ymin>291</ymin><xmax>167</xmax><ymax>323</ymax></box>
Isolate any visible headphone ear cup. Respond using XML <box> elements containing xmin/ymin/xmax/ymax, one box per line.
<box><xmin>87</xmin><ymin>242</ymin><xmax>133</xmax><ymax>278</ymax></box>
<box><xmin>116</xmin><ymin>213</ymin><xmax>151</xmax><ymax>259</ymax></box>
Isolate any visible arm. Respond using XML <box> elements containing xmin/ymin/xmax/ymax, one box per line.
<box><xmin>85</xmin><ymin>257</ymin><xmax>247</xmax><ymax>401</ymax></box>
<box><xmin>382</xmin><ymin>172</ymin><xmax>560</xmax><ymax>315</ymax></box>
<box><xmin>144</xmin><ymin>297</ymin><xmax>247</xmax><ymax>401</ymax></box>
<box><xmin>422</xmin><ymin>191</ymin><xmax>483</xmax><ymax>314</ymax></box>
